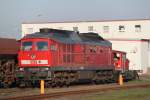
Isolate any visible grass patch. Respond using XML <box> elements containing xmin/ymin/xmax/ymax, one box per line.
<box><xmin>126</xmin><ymin>77</ymin><xmax>150</xmax><ymax>84</ymax></box>
<box><xmin>79</xmin><ymin>88</ymin><xmax>150</xmax><ymax>100</ymax></box>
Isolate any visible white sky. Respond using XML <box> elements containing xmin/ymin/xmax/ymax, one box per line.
<box><xmin>0</xmin><ymin>0</ymin><xmax>149</xmax><ymax>39</ymax></box>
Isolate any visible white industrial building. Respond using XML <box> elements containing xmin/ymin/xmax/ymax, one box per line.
<box><xmin>22</xmin><ymin>19</ymin><xmax>150</xmax><ymax>74</ymax></box>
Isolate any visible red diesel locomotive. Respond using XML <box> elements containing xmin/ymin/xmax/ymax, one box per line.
<box><xmin>16</xmin><ymin>28</ymin><xmax>134</xmax><ymax>87</ymax></box>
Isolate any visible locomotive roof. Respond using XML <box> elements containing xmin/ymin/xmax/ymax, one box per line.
<box><xmin>24</xmin><ymin>28</ymin><xmax>111</xmax><ymax>47</ymax></box>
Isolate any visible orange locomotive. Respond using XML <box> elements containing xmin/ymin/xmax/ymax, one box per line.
<box><xmin>16</xmin><ymin>28</ymin><xmax>136</xmax><ymax>87</ymax></box>
<box><xmin>113</xmin><ymin>50</ymin><xmax>129</xmax><ymax>71</ymax></box>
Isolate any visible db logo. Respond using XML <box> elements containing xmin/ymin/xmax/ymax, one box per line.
<box><xmin>31</xmin><ymin>54</ymin><xmax>36</xmax><ymax>59</ymax></box>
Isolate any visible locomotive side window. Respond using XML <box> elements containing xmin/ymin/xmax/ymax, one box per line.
<box><xmin>22</xmin><ymin>41</ymin><xmax>32</xmax><ymax>51</ymax></box>
<box><xmin>89</xmin><ymin>46</ymin><xmax>97</xmax><ymax>53</ymax></box>
<box><xmin>36</xmin><ymin>41</ymin><xmax>48</xmax><ymax>51</ymax></box>
<box><xmin>50</xmin><ymin>44</ymin><xmax>57</xmax><ymax>51</ymax></box>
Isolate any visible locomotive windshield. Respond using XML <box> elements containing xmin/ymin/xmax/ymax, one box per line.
<box><xmin>22</xmin><ymin>41</ymin><xmax>32</xmax><ymax>51</ymax></box>
<box><xmin>36</xmin><ymin>41</ymin><xmax>48</xmax><ymax>51</ymax></box>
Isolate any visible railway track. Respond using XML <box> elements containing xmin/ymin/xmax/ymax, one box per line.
<box><xmin>1</xmin><ymin>83</ymin><xmax>150</xmax><ymax>100</ymax></box>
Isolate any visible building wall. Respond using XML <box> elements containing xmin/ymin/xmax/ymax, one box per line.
<box><xmin>22</xmin><ymin>20</ymin><xmax>150</xmax><ymax>39</ymax></box>
<box><xmin>140</xmin><ymin>41</ymin><xmax>149</xmax><ymax>73</ymax></box>
<box><xmin>22</xmin><ymin>19</ymin><xmax>150</xmax><ymax>73</ymax></box>
<box><xmin>110</xmin><ymin>40</ymin><xmax>141</xmax><ymax>71</ymax></box>
<box><xmin>109</xmin><ymin>40</ymin><xmax>149</xmax><ymax>73</ymax></box>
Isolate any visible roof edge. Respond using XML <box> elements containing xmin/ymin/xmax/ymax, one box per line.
<box><xmin>22</xmin><ymin>18</ymin><xmax>150</xmax><ymax>24</ymax></box>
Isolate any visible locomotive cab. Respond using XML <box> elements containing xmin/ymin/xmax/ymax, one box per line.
<box><xmin>112</xmin><ymin>50</ymin><xmax>128</xmax><ymax>72</ymax></box>
<box><xmin>19</xmin><ymin>38</ymin><xmax>50</xmax><ymax>67</ymax></box>
<box><xmin>17</xmin><ymin>38</ymin><xmax>55</xmax><ymax>82</ymax></box>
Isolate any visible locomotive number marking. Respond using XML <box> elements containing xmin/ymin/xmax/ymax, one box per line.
<box><xmin>31</xmin><ymin>60</ymin><xmax>37</xmax><ymax>64</ymax></box>
<box><xmin>21</xmin><ymin>60</ymin><xmax>48</xmax><ymax>64</ymax></box>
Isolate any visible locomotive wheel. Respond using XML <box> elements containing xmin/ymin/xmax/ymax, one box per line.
<box><xmin>45</xmin><ymin>81</ymin><xmax>51</xmax><ymax>88</ymax></box>
<box><xmin>59</xmin><ymin>78</ymin><xmax>65</xmax><ymax>87</ymax></box>
<box><xmin>18</xmin><ymin>81</ymin><xmax>26</xmax><ymax>88</ymax></box>
<box><xmin>92</xmin><ymin>70</ymin><xmax>114</xmax><ymax>85</ymax></box>
<box><xmin>51</xmin><ymin>72</ymin><xmax>72</xmax><ymax>88</ymax></box>
<box><xmin>50</xmin><ymin>78</ymin><xmax>57</xmax><ymax>88</ymax></box>
<box><xmin>64</xmin><ymin>77</ymin><xmax>70</xmax><ymax>87</ymax></box>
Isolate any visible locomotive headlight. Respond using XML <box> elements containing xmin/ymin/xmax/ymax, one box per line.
<box><xmin>45</xmin><ymin>68</ymin><xmax>49</xmax><ymax>70</ymax></box>
<box><xmin>19</xmin><ymin>68</ymin><xmax>24</xmax><ymax>71</ymax></box>
<box><xmin>41</xmin><ymin>68</ymin><xmax>49</xmax><ymax>72</ymax></box>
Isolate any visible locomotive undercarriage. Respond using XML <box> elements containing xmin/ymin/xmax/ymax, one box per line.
<box><xmin>45</xmin><ymin>70</ymin><xmax>115</xmax><ymax>87</ymax></box>
<box><xmin>16</xmin><ymin>67</ymin><xmax>116</xmax><ymax>87</ymax></box>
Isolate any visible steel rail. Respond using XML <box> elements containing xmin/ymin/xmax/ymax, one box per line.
<box><xmin>1</xmin><ymin>83</ymin><xmax>150</xmax><ymax>100</ymax></box>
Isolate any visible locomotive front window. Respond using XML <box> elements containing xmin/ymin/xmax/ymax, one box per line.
<box><xmin>22</xmin><ymin>42</ymin><xmax>32</xmax><ymax>51</ymax></box>
<box><xmin>36</xmin><ymin>41</ymin><xmax>48</xmax><ymax>51</ymax></box>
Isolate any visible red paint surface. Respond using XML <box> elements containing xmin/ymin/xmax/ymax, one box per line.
<box><xmin>19</xmin><ymin>38</ymin><xmax>114</xmax><ymax>69</ymax></box>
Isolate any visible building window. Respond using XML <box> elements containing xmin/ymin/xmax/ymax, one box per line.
<box><xmin>103</xmin><ymin>26</ymin><xmax>109</xmax><ymax>33</ymax></box>
<box><xmin>50</xmin><ymin>44</ymin><xmax>57</xmax><ymax>51</ymax></box>
<box><xmin>135</xmin><ymin>25</ymin><xmax>141</xmax><ymax>32</ymax></box>
<box><xmin>88</xmin><ymin>26</ymin><xmax>93</xmax><ymax>31</ymax></box>
<box><xmin>73</xmin><ymin>27</ymin><xmax>78</xmax><ymax>32</ymax></box>
<box><xmin>119</xmin><ymin>25</ymin><xmax>125</xmax><ymax>32</ymax></box>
